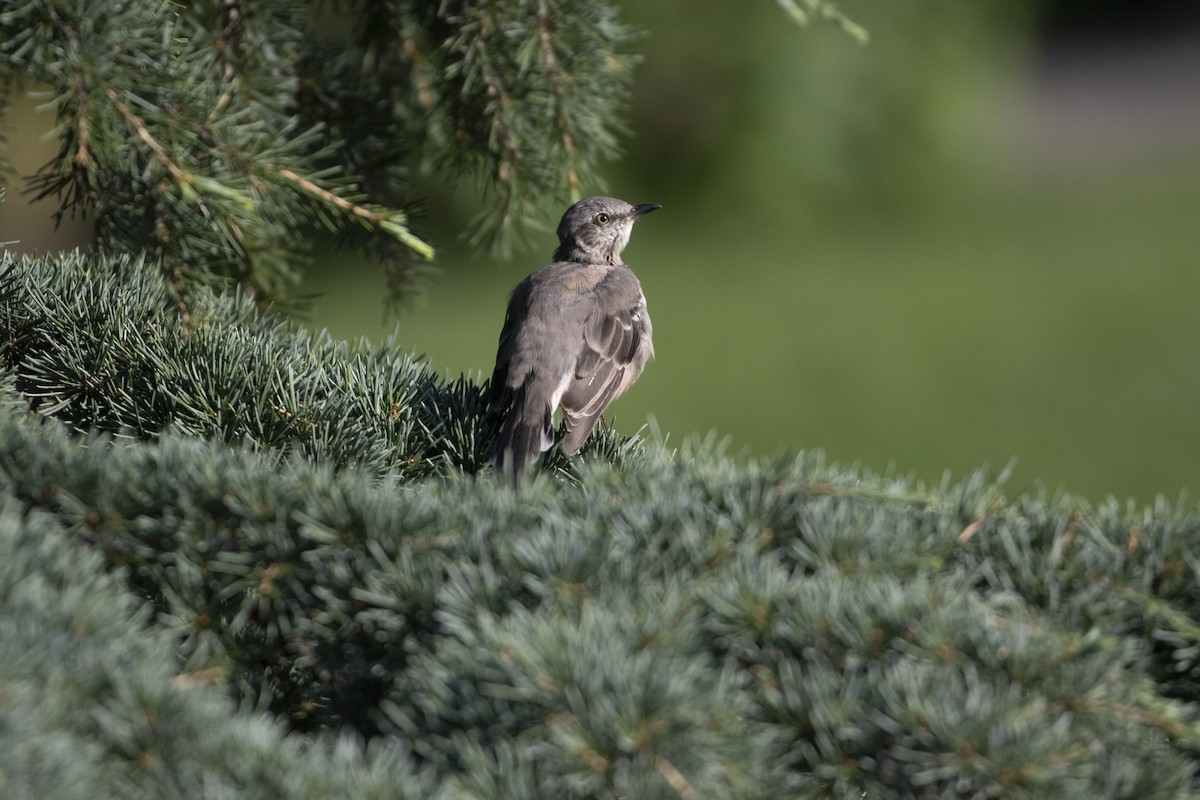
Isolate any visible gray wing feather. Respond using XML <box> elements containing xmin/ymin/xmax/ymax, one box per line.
<box><xmin>560</xmin><ymin>303</ymin><xmax>649</xmax><ymax>453</ymax></box>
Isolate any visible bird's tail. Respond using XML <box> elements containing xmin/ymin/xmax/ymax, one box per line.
<box><xmin>490</xmin><ymin>386</ymin><xmax>554</xmax><ymax>483</ymax></box>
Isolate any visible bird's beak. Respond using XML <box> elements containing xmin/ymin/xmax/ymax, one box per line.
<box><xmin>632</xmin><ymin>203</ymin><xmax>663</xmax><ymax>218</ymax></box>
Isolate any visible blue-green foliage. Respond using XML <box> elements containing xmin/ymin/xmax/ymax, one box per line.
<box><xmin>0</xmin><ymin>494</ymin><xmax>437</xmax><ymax>799</ymax></box>
<box><xmin>1</xmin><ymin>253</ymin><xmax>1199</xmax><ymax>798</ymax></box>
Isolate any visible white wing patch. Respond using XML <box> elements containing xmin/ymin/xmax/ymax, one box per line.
<box><xmin>548</xmin><ymin>369</ymin><xmax>574</xmax><ymax>412</ymax></box>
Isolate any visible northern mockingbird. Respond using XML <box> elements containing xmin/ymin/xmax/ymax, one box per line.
<box><xmin>489</xmin><ymin>196</ymin><xmax>661</xmax><ymax>480</ymax></box>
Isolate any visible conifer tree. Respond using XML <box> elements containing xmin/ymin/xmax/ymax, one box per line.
<box><xmin>1</xmin><ymin>0</ymin><xmax>860</xmax><ymax>305</ymax></box>
<box><xmin>4</xmin><ymin>2</ymin><xmax>1200</xmax><ymax>799</ymax></box>
<box><xmin>3</xmin><ymin>238</ymin><xmax>1200</xmax><ymax>798</ymax></box>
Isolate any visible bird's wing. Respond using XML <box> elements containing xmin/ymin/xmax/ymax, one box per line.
<box><xmin>489</xmin><ymin>278</ymin><xmax>535</xmax><ymax>410</ymax></box>
<box><xmin>489</xmin><ymin>275</ymin><xmax>561</xmax><ymax>477</ymax></box>
<box><xmin>559</xmin><ymin>298</ymin><xmax>651</xmax><ymax>454</ymax></box>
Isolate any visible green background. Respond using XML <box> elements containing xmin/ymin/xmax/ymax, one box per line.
<box><xmin>300</xmin><ymin>2</ymin><xmax>1200</xmax><ymax>504</ymax></box>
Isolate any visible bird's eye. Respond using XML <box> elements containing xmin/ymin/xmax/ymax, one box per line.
<box><xmin>593</xmin><ymin>212</ymin><xmax>611</xmax><ymax>226</ymax></box>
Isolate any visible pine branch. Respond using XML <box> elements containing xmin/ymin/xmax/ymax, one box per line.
<box><xmin>2</xmin><ymin>0</ymin><xmax>863</xmax><ymax>300</ymax></box>
<box><xmin>437</xmin><ymin>0</ymin><xmax>637</xmax><ymax>252</ymax></box>
<box><xmin>776</xmin><ymin>0</ymin><xmax>870</xmax><ymax>43</ymax></box>
<box><xmin>105</xmin><ymin>87</ymin><xmax>191</xmax><ymax>187</ymax></box>
<box><xmin>0</xmin><ymin>490</ymin><xmax>438</xmax><ymax>798</ymax></box>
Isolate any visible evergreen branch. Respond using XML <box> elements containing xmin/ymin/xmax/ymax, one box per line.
<box><xmin>270</xmin><ymin>165</ymin><xmax>434</xmax><ymax>259</ymax></box>
<box><xmin>471</xmin><ymin>15</ymin><xmax>523</xmax><ymax>227</ymax></box>
<box><xmin>0</xmin><ymin>497</ymin><xmax>437</xmax><ymax>797</ymax></box>
<box><xmin>535</xmin><ymin>0</ymin><xmax>579</xmax><ymax>199</ymax></box>
<box><xmin>399</xmin><ymin>27</ymin><xmax>436</xmax><ymax>113</ymax></box>
<box><xmin>110</xmin><ymin>84</ymin><xmax>434</xmax><ymax>267</ymax></box>
<box><xmin>769</xmin><ymin>479</ymin><xmax>940</xmax><ymax>507</ymax></box>
<box><xmin>656</xmin><ymin>755</ymin><xmax>699</xmax><ymax>800</ymax></box>
<box><xmin>4</xmin><ymin>0</ymin><xmax>643</xmax><ymax>292</ymax></box>
<box><xmin>1104</xmin><ymin>580</ymin><xmax>1200</xmax><ymax>644</ymax></box>
<box><xmin>438</xmin><ymin>0</ymin><xmax>637</xmax><ymax>251</ymax></box>
<box><xmin>776</xmin><ymin>0</ymin><xmax>869</xmax><ymax>43</ymax></box>
<box><xmin>1073</xmin><ymin>695</ymin><xmax>1199</xmax><ymax>744</ymax></box>
<box><xmin>105</xmin><ymin>87</ymin><xmax>192</xmax><ymax>191</ymax></box>
<box><xmin>958</xmin><ymin>498</ymin><xmax>1006</xmax><ymax>543</ymax></box>
<box><xmin>72</xmin><ymin>72</ymin><xmax>89</xmax><ymax>167</ymax></box>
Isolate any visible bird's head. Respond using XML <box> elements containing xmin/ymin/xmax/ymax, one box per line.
<box><xmin>553</xmin><ymin>196</ymin><xmax>661</xmax><ymax>265</ymax></box>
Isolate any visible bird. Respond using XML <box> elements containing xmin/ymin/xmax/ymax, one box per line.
<box><xmin>489</xmin><ymin>196</ymin><xmax>661</xmax><ymax>480</ymax></box>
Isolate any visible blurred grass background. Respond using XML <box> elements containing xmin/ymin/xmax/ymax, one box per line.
<box><xmin>5</xmin><ymin>0</ymin><xmax>1199</xmax><ymax>503</ymax></box>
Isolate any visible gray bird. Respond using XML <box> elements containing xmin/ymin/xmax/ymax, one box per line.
<box><xmin>489</xmin><ymin>196</ymin><xmax>661</xmax><ymax>479</ymax></box>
